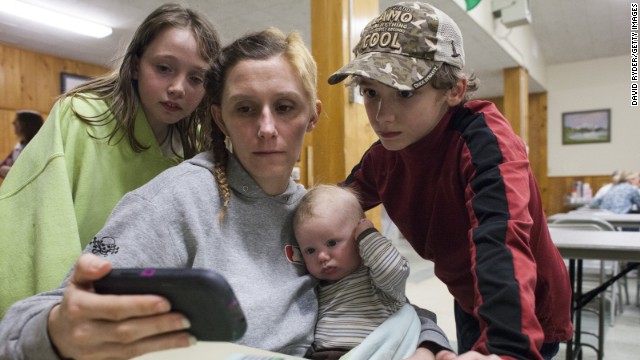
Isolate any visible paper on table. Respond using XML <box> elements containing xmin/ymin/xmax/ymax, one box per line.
<box><xmin>135</xmin><ymin>342</ymin><xmax>306</xmax><ymax>360</ymax></box>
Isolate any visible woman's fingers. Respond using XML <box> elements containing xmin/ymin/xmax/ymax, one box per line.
<box><xmin>99</xmin><ymin>310</ymin><xmax>191</xmax><ymax>343</ymax></box>
<box><xmin>65</xmin><ymin>291</ymin><xmax>171</xmax><ymax>322</ymax></box>
<box><xmin>47</xmin><ymin>254</ymin><xmax>194</xmax><ymax>359</ymax></box>
<box><xmin>70</xmin><ymin>253</ymin><xmax>113</xmax><ymax>288</ymax></box>
<box><xmin>102</xmin><ymin>330</ymin><xmax>195</xmax><ymax>360</ymax></box>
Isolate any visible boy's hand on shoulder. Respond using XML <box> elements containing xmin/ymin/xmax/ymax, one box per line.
<box><xmin>355</xmin><ymin>218</ymin><xmax>375</xmax><ymax>239</ymax></box>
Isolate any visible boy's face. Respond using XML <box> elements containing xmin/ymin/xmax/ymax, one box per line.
<box><xmin>294</xmin><ymin>207</ymin><xmax>361</xmax><ymax>282</ymax></box>
<box><xmin>358</xmin><ymin>78</ymin><xmax>461</xmax><ymax>151</ymax></box>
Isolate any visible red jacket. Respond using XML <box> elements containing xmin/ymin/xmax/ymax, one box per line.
<box><xmin>344</xmin><ymin>100</ymin><xmax>573</xmax><ymax>359</ymax></box>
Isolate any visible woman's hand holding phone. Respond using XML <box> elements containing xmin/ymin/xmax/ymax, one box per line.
<box><xmin>47</xmin><ymin>253</ymin><xmax>194</xmax><ymax>360</ymax></box>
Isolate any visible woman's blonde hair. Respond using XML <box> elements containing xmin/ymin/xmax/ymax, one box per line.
<box><xmin>63</xmin><ymin>3</ymin><xmax>221</xmax><ymax>159</ymax></box>
<box><xmin>206</xmin><ymin>28</ymin><xmax>318</xmax><ymax>222</ymax></box>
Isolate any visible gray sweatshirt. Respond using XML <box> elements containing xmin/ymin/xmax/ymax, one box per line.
<box><xmin>0</xmin><ymin>152</ymin><xmax>451</xmax><ymax>359</ymax></box>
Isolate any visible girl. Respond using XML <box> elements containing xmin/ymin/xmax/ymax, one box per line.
<box><xmin>0</xmin><ymin>3</ymin><xmax>221</xmax><ymax>316</ymax></box>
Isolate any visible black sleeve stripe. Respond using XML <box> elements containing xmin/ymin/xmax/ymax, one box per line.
<box><xmin>451</xmin><ymin>107</ymin><xmax>531</xmax><ymax>358</ymax></box>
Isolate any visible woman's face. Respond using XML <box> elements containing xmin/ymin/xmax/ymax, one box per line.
<box><xmin>211</xmin><ymin>55</ymin><xmax>320</xmax><ymax>195</ymax></box>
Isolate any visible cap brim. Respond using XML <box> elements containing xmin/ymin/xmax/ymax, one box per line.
<box><xmin>328</xmin><ymin>52</ymin><xmax>441</xmax><ymax>91</ymax></box>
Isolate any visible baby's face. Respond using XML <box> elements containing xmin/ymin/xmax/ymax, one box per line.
<box><xmin>295</xmin><ymin>209</ymin><xmax>361</xmax><ymax>282</ymax></box>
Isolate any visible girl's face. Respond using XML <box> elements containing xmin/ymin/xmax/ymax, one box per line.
<box><xmin>295</xmin><ymin>206</ymin><xmax>361</xmax><ymax>282</ymax></box>
<box><xmin>211</xmin><ymin>55</ymin><xmax>320</xmax><ymax>195</ymax></box>
<box><xmin>133</xmin><ymin>27</ymin><xmax>209</xmax><ymax>142</ymax></box>
<box><xmin>358</xmin><ymin>78</ymin><xmax>464</xmax><ymax>151</ymax></box>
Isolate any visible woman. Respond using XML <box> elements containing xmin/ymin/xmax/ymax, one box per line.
<box><xmin>0</xmin><ymin>110</ymin><xmax>43</xmax><ymax>178</ymax></box>
<box><xmin>0</xmin><ymin>28</ymin><xmax>452</xmax><ymax>360</ymax></box>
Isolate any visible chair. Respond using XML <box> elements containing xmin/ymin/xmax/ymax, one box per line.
<box><xmin>548</xmin><ymin>217</ymin><xmax>624</xmax><ymax>324</ymax></box>
<box><xmin>547</xmin><ymin>218</ymin><xmax>621</xmax><ymax>360</ymax></box>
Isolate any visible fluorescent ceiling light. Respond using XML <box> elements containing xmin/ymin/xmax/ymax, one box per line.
<box><xmin>0</xmin><ymin>1</ymin><xmax>112</xmax><ymax>38</ymax></box>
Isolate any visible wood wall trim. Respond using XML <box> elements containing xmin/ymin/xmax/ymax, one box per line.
<box><xmin>310</xmin><ymin>0</ymin><xmax>349</xmax><ymax>185</ymax></box>
<box><xmin>503</xmin><ymin>66</ymin><xmax>529</xmax><ymax>143</ymax></box>
<box><xmin>0</xmin><ymin>43</ymin><xmax>108</xmax><ymax>184</ymax></box>
<box><xmin>310</xmin><ymin>0</ymin><xmax>382</xmax><ymax>226</ymax></box>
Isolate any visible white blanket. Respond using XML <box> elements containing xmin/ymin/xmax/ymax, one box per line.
<box><xmin>341</xmin><ymin>303</ymin><xmax>421</xmax><ymax>360</ymax></box>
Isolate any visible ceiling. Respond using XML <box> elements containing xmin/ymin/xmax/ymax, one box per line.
<box><xmin>0</xmin><ymin>0</ymin><xmax>630</xmax><ymax>98</ymax></box>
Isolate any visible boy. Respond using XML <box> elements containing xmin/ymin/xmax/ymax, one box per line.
<box><xmin>328</xmin><ymin>2</ymin><xmax>573</xmax><ymax>359</ymax></box>
<box><xmin>293</xmin><ymin>185</ymin><xmax>424</xmax><ymax>359</ymax></box>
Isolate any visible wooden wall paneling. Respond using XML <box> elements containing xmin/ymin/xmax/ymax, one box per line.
<box><xmin>311</xmin><ymin>0</ymin><xmax>382</xmax><ymax>227</ymax></box>
<box><xmin>24</xmin><ymin>50</ymin><xmax>59</xmax><ymax>113</ymax></box>
<box><xmin>311</xmin><ymin>0</ymin><xmax>349</xmax><ymax>185</ymax></box>
<box><xmin>503</xmin><ymin>67</ymin><xmax>528</xmax><ymax>143</ymax></box>
<box><xmin>0</xmin><ymin>109</ymin><xmax>17</xmax><ymax>186</ymax></box>
<box><xmin>18</xmin><ymin>50</ymin><xmax>39</xmax><ymax>111</ymax></box>
<box><xmin>62</xmin><ymin>58</ymin><xmax>110</xmax><ymax>79</ymax></box>
<box><xmin>528</xmin><ymin>92</ymin><xmax>548</xmax><ymax>211</ymax></box>
<box><xmin>344</xmin><ymin>105</ymin><xmax>377</xmax><ymax>173</ymax></box>
<box><xmin>0</xmin><ymin>44</ymin><xmax>22</xmax><ymax>110</ymax></box>
<box><xmin>342</xmin><ymin>0</ymin><xmax>380</xmax><ymax>179</ymax></box>
<box><xmin>546</xmin><ymin>175</ymin><xmax>611</xmax><ymax>215</ymax></box>
<box><xmin>311</xmin><ymin>0</ymin><xmax>380</xmax><ymax>185</ymax></box>
<box><xmin>346</xmin><ymin>0</ymin><xmax>382</xmax><ymax>227</ymax></box>
<box><xmin>0</xmin><ymin>110</ymin><xmax>18</xmax><ymax>159</ymax></box>
<box><xmin>482</xmin><ymin>96</ymin><xmax>504</xmax><ymax>113</ymax></box>
<box><xmin>0</xmin><ymin>44</ymin><xmax>108</xmax><ymax>176</ymax></box>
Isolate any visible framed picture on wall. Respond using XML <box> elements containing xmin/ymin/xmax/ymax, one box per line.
<box><xmin>60</xmin><ymin>72</ymin><xmax>91</xmax><ymax>94</ymax></box>
<box><xmin>561</xmin><ymin>109</ymin><xmax>611</xmax><ymax>145</ymax></box>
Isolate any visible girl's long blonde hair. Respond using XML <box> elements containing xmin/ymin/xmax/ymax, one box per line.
<box><xmin>63</xmin><ymin>3</ymin><xmax>221</xmax><ymax>159</ymax></box>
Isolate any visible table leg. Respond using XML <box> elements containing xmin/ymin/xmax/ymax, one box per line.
<box><xmin>567</xmin><ymin>259</ymin><xmax>575</xmax><ymax>360</ymax></box>
<box><xmin>576</xmin><ymin>259</ymin><xmax>583</xmax><ymax>360</ymax></box>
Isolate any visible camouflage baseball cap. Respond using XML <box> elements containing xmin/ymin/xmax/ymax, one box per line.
<box><xmin>328</xmin><ymin>1</ymin><xmax>465</xmax><ymax>91</ymax></box>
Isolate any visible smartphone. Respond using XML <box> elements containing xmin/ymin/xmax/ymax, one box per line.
<box><xmin>94</xmin><ymin>268</ymin><xmax>247</xmax><ymax>342</ymax></box>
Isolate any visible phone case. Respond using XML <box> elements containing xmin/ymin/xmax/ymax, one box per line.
<box><xmin>94</xmin><ymin>268</ymin><xmax>247</xmax><ymax>342</ymax></box>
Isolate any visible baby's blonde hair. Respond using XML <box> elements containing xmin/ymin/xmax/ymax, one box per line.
<box><xmin>293</xmin><ymin>185</ymin><xmax>364</xmax><ymax>229</ymax></box>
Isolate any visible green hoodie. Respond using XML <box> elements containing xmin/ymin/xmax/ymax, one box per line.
<box><xmin>0</xmin><ymin>96</ymin><xmax>177</xmax><ymax>316</ymax></box>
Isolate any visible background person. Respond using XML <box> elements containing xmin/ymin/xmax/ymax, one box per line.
<box><xmin>328</xmin><ymin>2</ymin><xmax>573</xmax><ymax>359</ymax></box>
<box><xmin>591</xmin><ymin>170</ymin><xmax>640</xmax><ymax>214</ymax></box>
<box><xmin>0</xmin><ymin>3</ymin><xmax>221</xmax><ymax>316</ymax></box>
<box><xmin>593</xmin><ymin>170</ymin><xmax>621</xmax><ymax>201</ymax></box>
<box><xmin>0</xmin><ymin>110</ymin><xmax>43</xmax><ymax>179</ymax></box>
